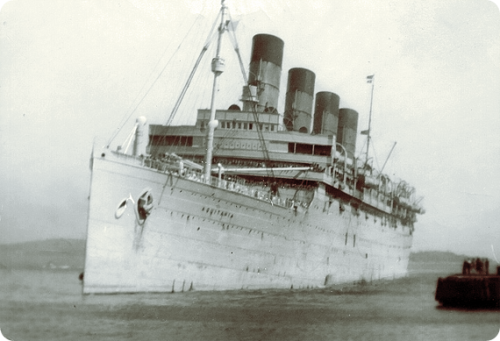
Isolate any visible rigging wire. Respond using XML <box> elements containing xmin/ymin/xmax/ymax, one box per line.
<box><xmin>139</xmin><ymin>13</ymin><xmax>216</xmax><ymax>156</ymax></box>
<box><xmin>370</xmin><ymin>138</ymin><xmax>380</xmax><ymax>171</ymax></box>
<box><xmin>164</xmin><ymin>9</ymin><xmax>222</xmax><ymax>127</ymax></box>
<box><xmin>226</xmin><ymin>11</ymin><xmax>248</xmax><ymax>84</ymax></box>
<box><xmin>121</xmin><ymin>125</ymin><xmax>137</xmax><ymax>154</ymax></box>
<box><xmin>106</xmin><ymin>15</ymin><xmax>203</xmax><ymax>148</ymax></box>
<box><xmin>155</xmin><ymin>8</ymin><xmax>223</xmax><ymax>155</ymax></box>
<box><xmin>160</xmin><ymin>35</ymin><xmax>218</xmax><ymax>155</ymax></box>
<box><xmin>357</xmin><ymin>138</ymin><xmax>367</xmax><ymax>164</ymax></box>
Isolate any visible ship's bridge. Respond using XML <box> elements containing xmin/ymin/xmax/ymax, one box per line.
<box><xmin>198</xmin><ymin>109</ymin><xmax>283</xmax><ymax>133</ymax></box>
<box><xmin>148</xmin><ymin>109</ymin><xmax>338</xmax><ymax>167</ymax></box>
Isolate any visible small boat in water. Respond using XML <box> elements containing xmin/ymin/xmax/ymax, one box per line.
<box><xmin>435</xmin><ymin>258</ymin><xmax>500</xmax><ymax>308</ymax></box>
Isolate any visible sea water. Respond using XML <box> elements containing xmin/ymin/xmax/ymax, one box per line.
<box><xmin>0</xmin><ymin>268</ymin><xmax>499</xmax><ymax>341</ymax></box>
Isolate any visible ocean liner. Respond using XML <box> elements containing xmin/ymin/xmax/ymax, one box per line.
<box><xmin>82</xmin><ymin>1</ymin><xmax>424</xmax><ymax>294</ymax></box>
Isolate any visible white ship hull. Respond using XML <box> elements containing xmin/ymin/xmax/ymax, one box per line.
<box><xmin>83</xmin><ymin>148</ymin><xmax>413</xmax><ymax>294</ymax></box>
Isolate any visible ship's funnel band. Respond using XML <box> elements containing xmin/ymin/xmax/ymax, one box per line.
<box><xmin>249</xmin><ymin>61</ymin><xmax>281</xmax><ymax>89</ymax></box>
<box><xmin>247</xmin><ymin>60</ymin><xmax>282</xmax><ymax>112</ymax></box>
<box><xmin>336</xmin><ymin>108</ymin><xmax>358</xmax><ymax>159</ymax></box>
<box><xmin>286</xmin><ymin>91</ymin><xmax>314</xmax><ymax>113</ymax></box>
<box><xmin>284</xmin><ymin>91</ymin><xmax>314</xmax><ymax>132</ymax></box>
<box><xmin>317</xmin><ymin>112</ymin><xmax>338</xmax><ymax>136</ymax></box>
<box><xmin>284</xmin><ymin>68</ymin><xmax>316</xmax><ymax>133</ymax></box>
<box><xmin>313</xmin><ymin>91</ymin><xmax>340</xmax><ymax>136</ymax></box>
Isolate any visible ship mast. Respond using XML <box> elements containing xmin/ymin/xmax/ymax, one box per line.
<box><xmin>204</xmin><ymin>0</ymin><xmax>227</xmax><ymax>183</ymax></box>
<box><xmin>364</xmin><ymin>74</ymin><xmax>375</xmax><ymax>170</ymax></box>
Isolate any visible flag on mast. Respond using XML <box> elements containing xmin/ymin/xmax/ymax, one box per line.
<box><xmin>366</xmin><ymin>75</ymin><xmax>374</xmax><ymax>83</ymax></box>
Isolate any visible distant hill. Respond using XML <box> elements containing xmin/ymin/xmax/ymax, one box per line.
<box><xmin>0</xmin><ymin>239</ymin><xmax>85</xmax><ymax>270</ymax></box>
<box><xmin>410</xmin><ymin>251</ymin><xmax>477</xmax><ymax>263</ymax></box>
<box><xmin>408</xmin><ymin>250</ymin><xmax>498</xmax><ymax>275</ymax></box>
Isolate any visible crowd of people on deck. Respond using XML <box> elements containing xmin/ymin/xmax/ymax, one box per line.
<box><xmin>237</xmin><ymin>177</ymin><xmax>316</xmax><ymax>192</ymax></box>
<box><xmin>141</xmin><ymin>154</ymin><xmax>315</xmax><ymax>208</ymax></box>
<box><xmin>212</xmin><ymin>157</ymin><xmax>307</xmax><ymax>170</ymax></box>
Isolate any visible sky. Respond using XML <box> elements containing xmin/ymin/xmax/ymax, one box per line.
<box><xmin>0</xmin><ymin>0</ymin><xmax>499</xmax><ymax>258</ymax></box>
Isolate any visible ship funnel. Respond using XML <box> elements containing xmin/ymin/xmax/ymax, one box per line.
<box><xmin>336</xmin><ymin>109</ymin><xmax>358</xmax><ymax>160</ymax></box>
<box><xmin>313</xmin><ymin>91</ymin><xmax>340</xmax><ymax>136</ymax></box>
<box><xmin>284</xmin><ymin>68</ymin><xmax>316</xmax><ymax>133</ymax></box>
<box><xmin>242</xmin><ymin>34</ymin><xmax>284</xmax><ymax>112</ymax></box>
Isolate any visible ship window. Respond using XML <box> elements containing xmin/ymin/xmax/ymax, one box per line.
<box><xmin>232</xmin><ymin>122</ymin><xmax>236</xmax><ymax>129</ymax></box>
<box><xmin>314</xmin><ymin>145</ymin><xmax>331</xmax><ymax>156</ymax></box>
<box><xmin>270</xmin><ymin>125</ymin><xmax>274</xmax><ymax>131</ymax></box>
<box><xmin>221</xmin><ymin>121</ymin><xmax>225</xmax><ymax>129</ymax></box>
<box><xmin>259</xmin><ymin>124</ymin><xmax>263</xmax><ymax>131</ymax></box>
<box><xmin>150</xmin><ymin>135</ymin><xmax>193</xmax><ymax>147</ymax></box>
<box><xmin>238</xmin><ymin>122</ymin><xmax>242</xmax><ymax>129</ymax></box>
<box><xmin>295</xmin><ymin>143</ymin><xmax>313</xmax><ymax>155</ymax></box>
<box><xmin>243</xmin><ymin>123</ymin><xmax>248</xmax><ymax>129</ymax></box>
<box><xmin>249</xmin><ymin>123</ymin><xmax>253</xmax><ymax>130</ymax></box>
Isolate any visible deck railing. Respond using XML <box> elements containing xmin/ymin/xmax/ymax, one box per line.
<box><xmin>111</xmin><ymin>151</ymin><xmax>308</xmax><ymax>209</ymax></box>
<box><xmin>110</xmin><ymin>151</ymin><xmax>420</xmax><ymax>218</ymax></box>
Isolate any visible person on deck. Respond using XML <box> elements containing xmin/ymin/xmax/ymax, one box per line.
<box><xmin>462</xmin><ymin>259</ymin><xmax>471</xmax><ymax>275</ymax></box>
<box><xmin>475</xmin><ymin>257</ymin><xmax>483</xmax><ymax>274</ymax></box>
